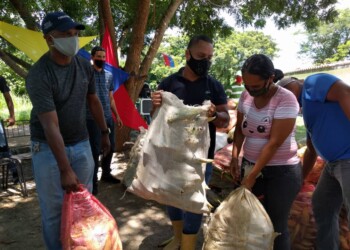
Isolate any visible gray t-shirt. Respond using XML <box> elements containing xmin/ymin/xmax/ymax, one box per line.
<box><xmin>26</xmin><ymin>53</ymin><xmax>95</xmax><ymax>144</ymax></box>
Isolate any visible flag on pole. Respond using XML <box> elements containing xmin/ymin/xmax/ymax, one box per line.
<box><xmin>162</xmin><ymin>53</ymin><xmax>175</xmax><ymax>67</ymax></box>
<box><xmin>101</xmin><ymin>27</ymin><xmax>119</xmax><ymax>68</ymax></box>
<box><xmin>101</xmin><ymin>26</ymin><xmax>148</xmax><ymax>130</ymax></box>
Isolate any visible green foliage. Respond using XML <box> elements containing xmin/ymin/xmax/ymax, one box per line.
<box><xmin>0</xmin><ymin>0</ymin><xmax>341</xmax><ymax>90</ymax></box>
<box><xmin>228</xmin><ymin>0</ymin><xmax>338</xmax><ymax>30</ymax></box>
<box><xmin>148</xmin><ymin>31</ymin><xmax>278</xmax><ymax>97</ymax></box>
<box><xmin>0</xmin><ymin>61</ymin><xmax>27</xmax><ymax>96</ymax></box>
<box><xmin>211</xmin><ymin>31</ymin><xmax>278</xmax><ymax>92</ymax></box>
<box><xmin>0</xmin><ymin>93</ymin><xmax>32</xmax><ymax>121</ymax></box>
<box><xmin>176</xmin><ymin>0</ymin><xmax>233</xmax><ymax>39</ymax></box>
<box><xmin>299</xmin><ymin>9</ymin><xmax>350</xmax><ymax>64</ymax></box>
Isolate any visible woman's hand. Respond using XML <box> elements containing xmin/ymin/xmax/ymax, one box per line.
<box><xmin>229</xmin><ymin>158</ymin><xmax>241</xmax><ymax>185</ymax></box>
<box><xmin>241</xmin><ymin>172</ymin><xmax>257</xmax><ymax>191</ymax></box>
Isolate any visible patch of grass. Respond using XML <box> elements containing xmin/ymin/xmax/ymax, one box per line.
<box><xmin>0</xmin><ymin>94</ymin><xmax>32</xmax><ymax>121</ymax></box>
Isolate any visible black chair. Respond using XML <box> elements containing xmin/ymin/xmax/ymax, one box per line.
<box><xmin>0</xmin><ymin>120</ymin><xmax>28</xmax><ymax>197</ymax></box>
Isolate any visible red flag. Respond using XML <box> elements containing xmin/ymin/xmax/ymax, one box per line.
<box><xmin>102</xmin><ymin>25</ymin><xmax>148</xmax><ymax>130</ymax></box>
<box><xmin>102</xmin><ymin>27</ymin><xmax>118</xmax><ymax>68</ymax></box>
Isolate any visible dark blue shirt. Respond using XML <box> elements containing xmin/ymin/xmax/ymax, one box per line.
<box><xmin>158</xmin><ymin>68</ymin><xmax>227</xmax><ymax>158</ymax></box>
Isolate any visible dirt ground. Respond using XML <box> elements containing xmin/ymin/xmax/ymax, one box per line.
<box><xmin>0</xmin><ymin>150</ymin><xmax>208</xmax><ymax>250</ymax></box>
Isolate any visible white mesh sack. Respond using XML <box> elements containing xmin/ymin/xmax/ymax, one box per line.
<box><xmin>126</xmin><ymin>91</ymin><xmax>213</xmax><ymax>214</ymax></box>
<box><xmin>203</xmin><ymin>187</ymin><xmax>279</xmax><ymax>250</ymax></box>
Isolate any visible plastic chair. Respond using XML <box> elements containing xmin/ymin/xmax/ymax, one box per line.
<box><xmin>0</xmin><ymin>120</ymin><xmax>28</xmax><ymax>197</ymax></box>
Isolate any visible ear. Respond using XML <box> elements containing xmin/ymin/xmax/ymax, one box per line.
<box><xmin>185</xmin><ymin>49</ymin><xmax>190</xmax><ymax>61</ymax></box>
<box><xmin>44</xmin><ymin>34</ymin><xmax>54</xmax><ymax>46</ymax></box>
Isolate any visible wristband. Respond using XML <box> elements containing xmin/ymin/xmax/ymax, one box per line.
<box><xmin>101</xmin><ymin>128</ymin><xmax>110</xmax><ymax>135</ymax></box>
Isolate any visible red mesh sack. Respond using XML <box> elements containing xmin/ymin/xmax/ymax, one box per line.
<box><xmin>61</xmin><ymin>185</ymin><xmax>122</xmax><ymax>250</ymax></box>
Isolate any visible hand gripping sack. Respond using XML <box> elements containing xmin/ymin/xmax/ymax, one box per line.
<box><xmin>61</xmin><ymin>185</ymin><xmax>122</xmax><ymax>250</ymax></box>
<box><xmin>203</xmin><ymin>187</ymin><xmax>279</xmax><ymax>250</ymax></box>
<box><xmin>126</xmin><ymin>91</ymin><xmax>212</xmax><ymax>214</ymax></box>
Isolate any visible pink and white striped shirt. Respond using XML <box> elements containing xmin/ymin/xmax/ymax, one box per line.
<box><xmin>238</xmin><ymin>87</ymin><xmax>300</xmax><ymax>165</ymax></box>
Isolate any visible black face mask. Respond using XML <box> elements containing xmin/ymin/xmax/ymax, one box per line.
<box><xmin>94</xmin><ymin>59</ymin><xmax>105</xmax><ymax>69</ymax></box>
<box><xmin>245</xmin><ymin>81</ymin><xmax>270</xmax><ymax>97</ymax></box>
<box><xmin>186</xmin><ymin>51</ymin><xmax>211</xmax><ymax>77</ymax></box>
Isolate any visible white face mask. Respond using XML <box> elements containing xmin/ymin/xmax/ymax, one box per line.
<box><xmin>51</xmin><ymin>36</ymin><xmax>79</xmax><ymax>57</ymax></box>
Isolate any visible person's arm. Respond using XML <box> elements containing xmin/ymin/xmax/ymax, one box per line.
<box><xmin>3</xmin><ymin>92</ymin><xmax>15</xmax><ymax>126</ymax></box>
<box><xmin>87</xmin><ymin>93</ymin><xmax>110</xmax><ymax>155</ymax></box>
<box><xmin>209</xmin><ymin>103</ymin><xmax>230</xmax><ymax>128</ymax></box>
<box><xmin>109</xmin><ymin>91</ymin><xmax>123</xmax><ymax>127</ymax></box>
<box><xmin>230</xmin><ymin>110</ymin><xmax>245</xmax><ymax>183</ymax></box>
<box><xmin>38</xmin><ymin>111</ymin><xmax>79</xmax><ymax>192</ymax></box>
<box><xmin>326</xmin><ymin>80</ymin><xmax>350</xmax><ymax>120</ymax></box>
<box><xmin>150</xmin><ymin>90</ymin><xmax>163</xmax><ymax>116</ymax></box>
<box><xmin>303</xmin><ymin>136</ymin><xmax>317</xmax><ymax>180</ymax></box>
<box><xmin>242</xmin><ymin>117</ymin><xmax>296</xmax><ymax>190</ymax></box>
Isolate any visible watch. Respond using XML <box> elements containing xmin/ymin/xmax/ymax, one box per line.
<box><xmin>101</xmin><ymin>128</ymin><xmax>110</xmax><ymax>135</ymax></box>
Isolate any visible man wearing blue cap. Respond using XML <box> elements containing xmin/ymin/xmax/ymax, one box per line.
<box><xmin>26</xmin><ymin>11</ymin><xmax>110</xmax><ymax>249</ymax></box>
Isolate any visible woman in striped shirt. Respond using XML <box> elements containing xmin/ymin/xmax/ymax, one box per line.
<box><xmin>230</xmin><ymin>54</ymin><xmax>302</xmax><ymax>250</ymax></box>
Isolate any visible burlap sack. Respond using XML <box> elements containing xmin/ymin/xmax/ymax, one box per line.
<box><xmin>126</xmin><ymin>91</ymin><xmax>212</xmax><ymax>214</ymax></box>
<box><xmin>203</xmin><ymin>187</ymin><xmax>279</xmax><ymax>249</ymax></box>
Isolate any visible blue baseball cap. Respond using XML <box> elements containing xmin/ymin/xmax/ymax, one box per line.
<box><xmin>41</xmin><ymin>11</ymin><xmax>85</xmax><ymax>35</ymax></box>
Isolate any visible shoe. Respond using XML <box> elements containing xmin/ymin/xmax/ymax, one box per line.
<box><xmin>100</xmin><ymin>174</ymin><xmax>121</xmax><ymax>184</ymax></box>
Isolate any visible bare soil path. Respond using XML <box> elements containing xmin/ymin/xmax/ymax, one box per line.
<box><xmin>0</xmin><ymin>151</ymin><xmax>206</xmax><ymax>250</ymax></box>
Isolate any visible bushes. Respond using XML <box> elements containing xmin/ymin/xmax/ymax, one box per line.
<box><xmin>0</xmin><ymin>93</ymin><xmax>31</xmax><ymax>121</ymax></box>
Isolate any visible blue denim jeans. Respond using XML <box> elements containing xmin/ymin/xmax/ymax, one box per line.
<box><xmin>312</xmin><ymin>159</ymin><xmax>350</xmax><ymax>250</ymax></box>
<box><xmin>31</xmin><ymin>140</ymin><xmax>94</xmax><ymax>250</ymax></box>
<box><xmin>167</xmin><ymin>163</ymin><xmax>213</xmax><ymax>234</ymax></box>
<box><xmin>248</xmin><ymin>159</ymin><xmax>302</xmax><ymax>250</ymax></box>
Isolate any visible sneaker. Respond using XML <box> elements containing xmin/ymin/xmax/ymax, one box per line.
<box><xmin>100</xmin><ymin>174</ymin><xmax>121</xmax><ymax>184</ymax></box>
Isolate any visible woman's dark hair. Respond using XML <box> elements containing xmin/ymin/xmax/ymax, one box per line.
<box><xmin>241</xmin><ymin>54</ymin><xmax>275</xmax><ymax>80</ymax></box>
<box><xmin>187</xmin><ymin>35</ymin><xmax>213</xmax><ymax>49</ymax></box>
<box><xmin>273</xmin><ymin>69</ymin><xmax>284</xmax><ymax>83</ymax></box>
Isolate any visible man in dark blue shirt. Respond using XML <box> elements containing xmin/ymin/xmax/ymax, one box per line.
<box><xmin>152</xmin><ymin>35</ymin><xmax>229</xmax><ymax>249</ymax></box>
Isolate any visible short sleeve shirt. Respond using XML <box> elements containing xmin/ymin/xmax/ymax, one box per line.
<box><xmin>158</xmin><ymin>68</ymin><xmax>227</xmax><ymax>158</ymax></box>
<box><xmin>238</xmin><ymin>87</ymin><xmax>300</xmax><ymax>165</ymax></box>
<box><xmin>86</xmin><ymin>68</ymin><xmax>114</xmax><ymax>120</ymax></box>
<box><xmin>26</xmin><ymin>53</ymin><xmax>95</xmax><ymax>144</ymax></box>
<box><xmin>302</xmin><ymin>73</ymin><xmax>350</xmax><ymax>161</ymax></box>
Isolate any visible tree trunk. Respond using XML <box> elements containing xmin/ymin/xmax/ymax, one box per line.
<box><xmin>116</xmin><ymin>0</ymin><xmax>184</xmax><ymax>151</ymax></box>
<box><xmin>9</xmin><ymin>0</ymin><xmax>38</xmax><ymax>30</ymax></box>
<box><xmin>115</xmin><ymin>0</ymin><xmax>151</xmax><ymax>152</ymax></box>
<box><xmin>0</xmin><ymin>49</ymin><xmax>28</xmax><ymax>78</ymax></box>
<box><xmin>138</xmin><ymin>0</ymin><xmax>184</xmax><ymax>95</ymax></box>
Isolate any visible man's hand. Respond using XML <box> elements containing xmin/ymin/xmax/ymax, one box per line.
<box><xmin>207</xmin><ymin>102</ymin><xmax>217</xmax><ymax>118</ymax></box>
<box><xmin>60</xmin><ymin>168</ymin><xmax>80</xmax><ymax>193</ymax></box>
<box><xmin>6</xmin><ymin>116</ymin><xmax>15</xmax><ymax>126</ymax></box>
<box><xmin>116</xmin><ymin>116</ymin><xmax>123</xmax><ymax>128</ymax></box>
<box><xmin>151</xmin><ymin>91</ymin><xmax>163</xmax><ymax>108</ymax></box>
